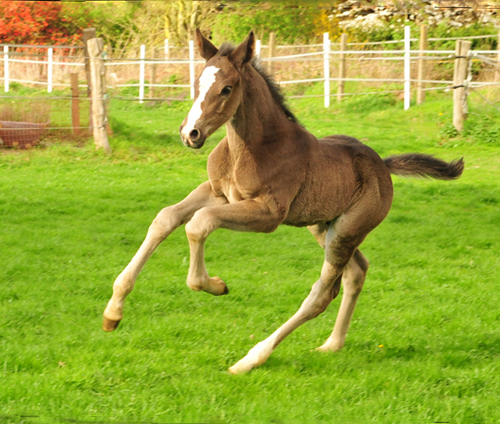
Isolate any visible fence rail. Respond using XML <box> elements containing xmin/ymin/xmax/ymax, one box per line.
<box><xmin>1</xmin><ymin>27</ymin><xmax>499</xmax><ymax>151</ymax></box>
<box><xmin>2</xmin><ymin>27</ymin><xmax>499</xmax><ymax>108</ymax></box>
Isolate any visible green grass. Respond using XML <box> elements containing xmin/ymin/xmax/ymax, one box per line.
<box><xmin>1</xmin><ymin>90</ymin><xmax>499</xmax><ymax>424</ymax></box>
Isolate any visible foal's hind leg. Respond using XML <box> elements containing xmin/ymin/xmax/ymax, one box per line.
<box><xmin>317</xmin><ymin>249</ymin><xmax>369</xmax><ymax>352</ymax></box>
<box><xmin>229</xmin><ymin>221</ymin><xmax>363</xmax><ymax>374</ymax></box>
<box><xmin>102</xmin><ymin>182</ymin><xmax>226</xmax><ymax>331</ymax></box>
<box><xmin>308</xmin><ymin>224</ymin><xmax>369</xmax><ymax>352</ymax></box>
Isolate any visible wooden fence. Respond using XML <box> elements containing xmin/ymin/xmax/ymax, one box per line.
<box><xmin>1</xmin><ymin>26</ymin><xmax>500</xmax><ymax>150</ymax></box>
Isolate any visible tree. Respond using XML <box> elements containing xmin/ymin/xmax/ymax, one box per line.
<box><xmin>164</xmin><ymin>1</ymin><xmax>221</xmax><ymax>44</ymax></box>
<box><xmin>0</xmin><ymin>1</ymin><xmax>81</xmax><ymax>45</ymax></box>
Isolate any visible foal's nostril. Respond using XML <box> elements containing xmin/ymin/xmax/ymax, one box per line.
<box><xmin>189</xmin><ymin>129</ymin><xmax>201</xmax><ymax>141</ymax></box>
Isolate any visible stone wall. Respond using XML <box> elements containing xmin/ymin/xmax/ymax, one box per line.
<box><xmin>333</xmin><ymin>1</ymin><xmax>499</xmax><ymax>31</ymax></box>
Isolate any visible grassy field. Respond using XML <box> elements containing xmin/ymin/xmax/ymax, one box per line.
<box><xmin>1</xmin><ymin>89</ymin><xmax>499</xmax><ymax>424</ymax></box>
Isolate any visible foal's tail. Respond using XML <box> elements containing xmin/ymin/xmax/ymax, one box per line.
<box><xmin>384</xmin><ymin>153</ymin><xmax>464</xmax><ymax>180</ymax></box>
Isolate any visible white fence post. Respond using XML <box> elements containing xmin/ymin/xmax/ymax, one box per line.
<box><xmin>404</xmin><ymin>25</ymin><xmax>411</xmax><ymax>110</ymax></box>
<box><xmin>48</xmin><ymin>47</ymin><xmax>53</xmax><ymax>93</ymax></box>
<box><xmin>3</xmin><ymin>45</ymin><xmax>8</xmax><ymax>93</ymax></box>
<box><xmin>189</xmin><ymin>39</ymin><xmax>195</xmax><ymax>99</ymax></box>
<box><xmin>164</xmin><ymin>39</ymin><xmax>169</xmax><ymax>59</ymax></box>
<box><xmin>139</xmin><ymin>44</ymin><xmax>145</xmax><ymax>103</ymax></box>
<box><xmin>256</xmin><ymin>39</ymin><xmax>261</xmax><ymax>59</ymax></box>
<box><xmin>323</xmin><ymin>32</ymin><xmax>330</xmax><ymax>108</ymax></box>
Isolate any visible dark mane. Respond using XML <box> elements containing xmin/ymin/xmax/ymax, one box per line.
<box><xmin>218</xmin><ymin>42</ymin><xmax>235</xmax><ymax>57</ymax></box>
<box><xmin>217</xmin><ymin>42</ymin><xmax>299</xmax><ymax>124</ymax></box>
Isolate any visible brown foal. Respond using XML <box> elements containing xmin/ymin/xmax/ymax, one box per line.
<box><xmin>103</xmin><ymin>30</ymin><xmax>464</xmax><ymax>374</ymax></box>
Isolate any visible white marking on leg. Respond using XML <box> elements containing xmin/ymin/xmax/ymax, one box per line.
<box><xmin>229</xmin><ymin>339</ymin><xmax>276</xmax><ymax>374</ymax></box>
<box><xmin>181</xmin><ymin>66</ymin><xmax>219</xmax><ymax>138</ymax></box>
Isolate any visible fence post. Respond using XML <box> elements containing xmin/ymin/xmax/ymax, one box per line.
<box><xmin>139</xmin><ymin>44</ymin><xmax>145</xmax><ymax>103</ymax></box>
<box><xmin>82</xmin><ymin>28</ymin><xmax>96</xmax><ymax>98</ymax></box>
<box><xmin>83</xmin><ymin>28</ymin><xmax>97</xmax><ymax>132</ymax></box>
<box><xmin>453</xmin><ymin>40</ymin><xmax>471</xmax><ymax>132</ymax></box>
<box><xmin>404</xmin><ymin>26</ymin><xmax>411</xmax><ymax>110</ymax></box>
<box><xmin>3</xmin><ymin>45</ymin><xmax>8</xmax><ymax>93</ymax></box>
<box><xmin>268</xmin><ymin>32</ymin><xmax>276</xmax><ymax>74</ymax></box>
<box><xmin>256</xmin><ymin>39</ymin><xmax>261</xmax><ymax>59</ymax></box>
<box><xmin>88</xmin><ymin>37</ymin><xmax>111</xmax><ymax>153</ymax></box>
<box><xmin>149</xmin><ymin>46</ymin><xmax>157</xmax><ymax>100</ymax></box>
<box><xmin>337</xmin><ymin>33</ymin><xmax>347</xmax><ymax>102</ymax></box>
<box><xmin>496</xmin><ymin>30</ymin><xmax>500</xmax><ymax>82</ymax></box>
<box><xmin>189</xmin><ymin>39</ymin><xmax>195</xmax><ymax>99</ymax></box>
<box><xmin>48</xmin><ymin>47</ymin><xmax>53</xmax><ymax>93</ymax></box>
<box><xmin>323</xmin><ymin>33</ymin><xmax>330</xmax><ymax>108</ymax></box>
<box><xmin>417</xmin><ymin>24</ymin><xmax>428</xmax><ymax>105</ymax></box>
<box><xmin>71</xmin><ymin>72</ymin><xmax>80</xmax><ymax>136</ymax></box>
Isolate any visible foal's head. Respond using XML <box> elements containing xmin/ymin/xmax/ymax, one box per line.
<box><xmin>179</xmin><ymin>29</ymin><xmax>255</xmax><ymax>149</ymax></box>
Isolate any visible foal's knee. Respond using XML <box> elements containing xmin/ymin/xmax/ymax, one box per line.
<box><xmin>148</xmin><ymin>206</ymin><xmax>182</xmax><ymax>240</ymax></box>
<box><xmin>185</xmin><ymin>207</ymin><xmax>218</xmax><ymax>241</ymax></box>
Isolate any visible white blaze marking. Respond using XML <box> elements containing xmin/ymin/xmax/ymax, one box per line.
<box><xmin>182</xmin><ymin>66</ymin><xmax>219</xmax><ymax>137</ymax></box>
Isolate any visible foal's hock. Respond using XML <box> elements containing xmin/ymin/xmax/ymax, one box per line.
<box><xmin>103</xmin><ymin>30</ymin><xmax>464</xmax><ymax>374</ymax></box>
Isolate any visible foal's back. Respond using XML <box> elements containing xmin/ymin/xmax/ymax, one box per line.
<box><xmin>284</xmin><ymin>133</ymin><xmax>393</xmax><ymax>228</ymax></box>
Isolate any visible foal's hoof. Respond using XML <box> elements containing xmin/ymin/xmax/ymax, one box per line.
<box><xmin>102</xmin><ymin>317</ymin><xmax>121</xmax><ymax>332</ymax></box>
<box><xmin>228</xmin><ymin>362</ymin><xmax>253</xmax><ymax>375</ymax></box>
<box><xmin>316</xmin><ymin>342</ymin><xmax>343</xmax><ymax>353</ymax></box>
<box><xmin>206</xmin><ymin>277</ymin><xmax>229</xmax><ymax>296</ymax></box>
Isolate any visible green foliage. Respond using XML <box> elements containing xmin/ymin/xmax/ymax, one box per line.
<box><xmin>463</xmin><ymin>112</ymin><xmax>500</xmax><ymax>144</ymax></box>
<box><xmin>3</xmin><ymin>1</ymin><xmax>497</xmax><ymax>53</ymax></box>
<box><xmin>436</xmin><ymin>100</ymin><xmax>500</xmax><ymax>144</ymax></box>
<box><xmin>210</xmin><ymin>1</ymin><xmax>319</xmax><ymax>44</ymax></box>
<box><xmin>348</xmin><ymin>19</ymin><xmax>498</xmax><ymax>49</ymax></box>
<box><xmin>439</xmin><ymin>121</ymin><xmax>459</xmax><ymax>140</ymax></box>
<box><xmin>62</xmin><ymin>2</ymin><xmax>162</xmax><ymax>52</ymax></box>
<box><xmin>428</xmin><ymin>22</ymin><xmax>498</xmax><ymax>51</ymax></box>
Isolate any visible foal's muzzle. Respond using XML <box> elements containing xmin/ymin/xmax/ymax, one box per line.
<box><xmin>179</xmin><ymin>125</ymin><xmax>206</xmax><ymax>149</ymax></box>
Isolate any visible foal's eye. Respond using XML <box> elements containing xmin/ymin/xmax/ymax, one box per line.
<box><xmin>221</xmin><ymin>86</ymin><xmax>233</xmax><ymax>96</ymax></box>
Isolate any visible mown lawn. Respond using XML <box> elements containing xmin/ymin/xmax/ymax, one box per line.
<box><xmin>1</xmin><ymin>91</ymin><xmax>499</xmax><ymax>424</ymax></box>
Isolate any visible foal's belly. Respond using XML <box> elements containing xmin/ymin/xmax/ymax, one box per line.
<box><xmin>283</xmin><ymin>189</ymin><xmax>350</xmax><ymax>227</ymax></box>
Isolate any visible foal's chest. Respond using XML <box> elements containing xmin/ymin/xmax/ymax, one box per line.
<box><xmin>207</xmin><ymin>144</ymin><xmax>262</xmax><ymax>203</ymax></box>
<box><xmin>212</xmin><ymin>170</ymin><xmax>260</xmax><ymax>204</ymax></box>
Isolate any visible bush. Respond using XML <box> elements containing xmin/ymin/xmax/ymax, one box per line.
<box><xmin>210</xmin><ymin>2</ymin><xmax>318</xmax><ymax>44</ymax></box>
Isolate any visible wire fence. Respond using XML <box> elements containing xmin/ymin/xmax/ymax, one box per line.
<box><xmin>0</xmin><ymin>28</ymin><xmax>499</xmax><ymax>148</ymax></box>
<box><xmin>0</xmin><ymin>96</ymin><xmax>91</xmax><ymax>148</ymax></box>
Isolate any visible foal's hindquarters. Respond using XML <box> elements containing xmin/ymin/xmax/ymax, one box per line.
<box><xmin>228</xmin><ymin>140</ymin><xmax>394</xmax><ymax>373</ymax></box>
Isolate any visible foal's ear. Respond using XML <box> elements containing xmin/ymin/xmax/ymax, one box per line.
<box><xmin>229</xmin><ymin>31</ymin><xmax>255</xmax><ymax>70</ymax></box>
<box><xmin>195</xmin><ymin>28</ymin><xmax>218</xmax><ymax>61</ymax></box>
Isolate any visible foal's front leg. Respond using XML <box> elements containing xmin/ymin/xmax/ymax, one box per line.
<box><xmin>184</xmin><ymin>199</ymin><xmax>281</xmax><ymax>295</ymax></box>
<box><xmin>102</xmin><ymin>181</ymin><xmax>227</xmax><ymax>331</ymax></box>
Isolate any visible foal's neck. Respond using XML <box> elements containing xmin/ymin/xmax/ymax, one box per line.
<box><xmin>225</xmin><ymin>65</ymin><xmax>294</xmax><ymax>156</ymax></box>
